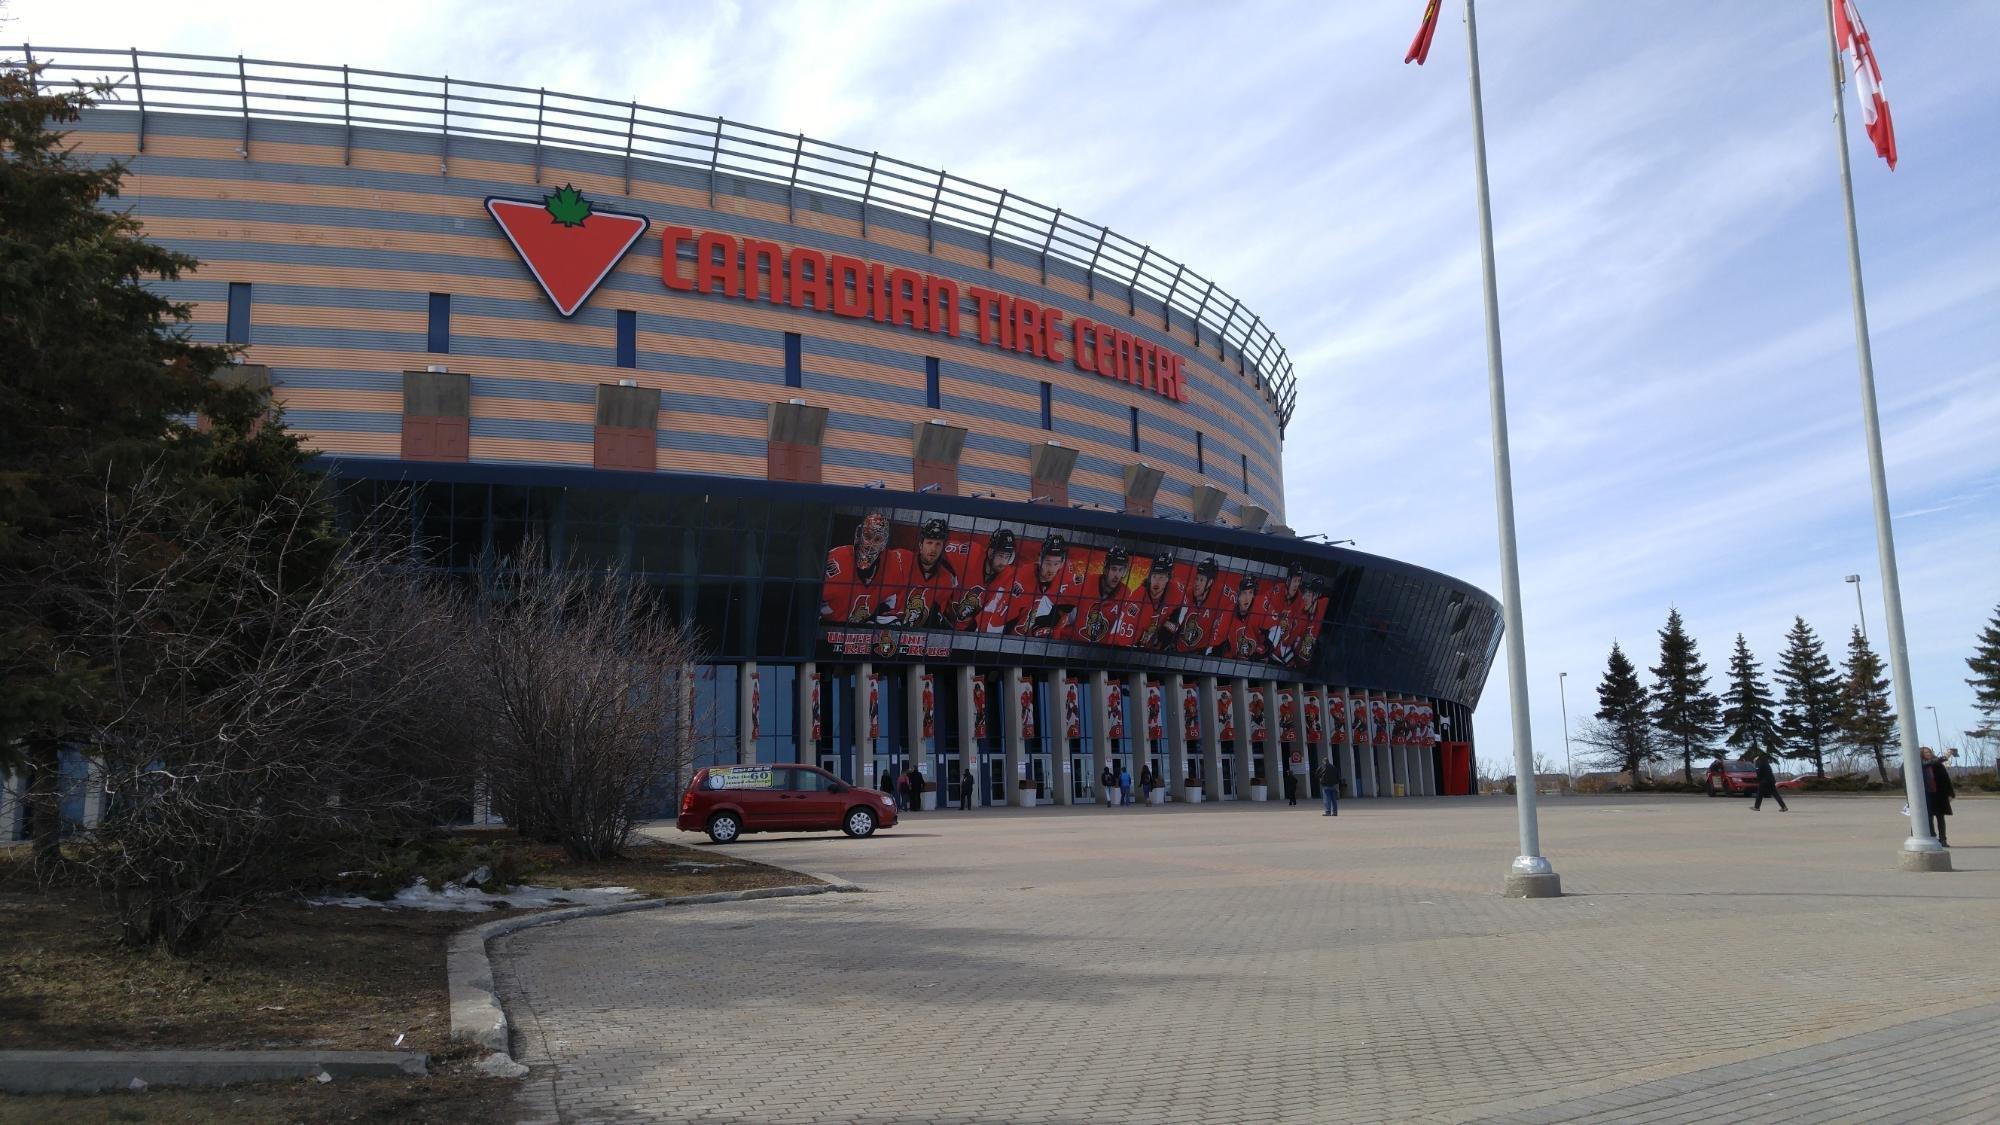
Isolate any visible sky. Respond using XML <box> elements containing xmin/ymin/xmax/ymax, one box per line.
<box><xmin>10</xmin><ymin>0</ymin><xmax>1998</xmax><ymax>773</ymax></box>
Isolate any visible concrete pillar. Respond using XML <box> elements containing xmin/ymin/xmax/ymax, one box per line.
<box><xmin>1200</xmin><ymin>676</ymin><xmax>1223</xmax><ymax>802</ymax></box>
<box><xmin>796</xmin><ymin>661</ymin><xmax>816</xmax><ymax>765</ymax></box>
<box><xmin>1165</xmin><ymin>674</ymin><xmax>1189</xmax><ymax>802</ymax></box>
<box><xmin>1090</xmin><ymin>670</ymin><xmax>1114</xmax><ymax>806</ymax></box>
<box><xmin>956</xmin><ymin>666</ymin><xmax>977</xmax><ymax>807</ymax></box>
<box><xmin>1231</xmin><ymin>677</ymin><xmax>1255</xmax><ymax>799</ymax></box>
<box><xmin>1265</xmin><ymin>679</ymin><xmax>1287</xmax><ymax>800</ymax></box>
<box><xmin>905</xmin><ymin>663</ymin><xmax>927</xmax><ymax>805</ymax></box>
<box><xmin>1046</xmin><ymin>667</ymin><xmax>1070</xmax><ymax>806</ymax></box>
<box><xmin>1126</xmin><ymin>671</ymin><xmax>1149</xmax><ymax>798</ymax></box>
<box><xmin>737</xmin><ymin>660</ymin><xmax>757</xmax><ymax>764</ymax></box>
<box><xmin>1002</xmin><ymin>666</ymin><xmax>1029</xmax><ymax>807</ymax></box>
<box><xmin>855</xmin><ymin>661</ymin><xmax>875</xmax><ymax>792</ymax></box>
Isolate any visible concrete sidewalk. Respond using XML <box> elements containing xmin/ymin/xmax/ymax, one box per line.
<box><xmin>493</xmin><ymin>794</ymin><xmax>1998</xmax><ymax>1123</ymax></box>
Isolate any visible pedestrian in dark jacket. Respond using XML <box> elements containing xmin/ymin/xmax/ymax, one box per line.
<box><xmin>1283</xmin><ymin>771</ymin><xmax>1298</xmax><ymax>806</ymax></box>
<box><xmin>1101</xmin><ymin>765</ymin><xmax>1116</xmax><ymax>807</ymax></box>
<box><xmin>905</xmin><ymin>765</ymin><xmax>925</xmax><ymax>812</ymax></box>
<box><xmin>961</xmin><ymin>766</ymin><xmax>977</xmax><ymax>810</ymax></box>
<box><xmin>1921</xmin><ymin>747</ymin><xmax>1955</xmax><ymax>846</ymax></box>
<box><xmin>1752</xmin><ymin>755</ymin><xmax>1787</xmax><ymax>812</ymax></box>
<box><xmin>1318</xmin><ymin>760</ymin><xmax>1340</xmax><ymax>816</ymax></box>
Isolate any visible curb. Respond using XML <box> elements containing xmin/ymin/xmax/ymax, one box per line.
<box><xmin>449</xmin><ymin>874</ymin><xmax>861</xmax><ymax>1064</ymax></box>
<box><xmin>0</xmin><ymin>1049</ymin><xmax>428</xmax><ymax>1094</ymax></box>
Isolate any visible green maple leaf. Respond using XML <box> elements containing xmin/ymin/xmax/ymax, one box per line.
<box><xmin>543</xmin><ymin>184</ymin><xmax>593</xmax><ymax>227</ymax></box>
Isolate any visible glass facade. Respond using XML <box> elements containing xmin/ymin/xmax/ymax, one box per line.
<box><xmin>327</xmin><ymin>459</ymin><xmax>1502</xmax><ymax>705</ymax></box>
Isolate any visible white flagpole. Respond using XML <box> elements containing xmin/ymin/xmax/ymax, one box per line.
<box><xmin>1821</xmin><ymin>1</ymin><xmax>1945</xmax><ymax>870</ymax></box>
<box><xmin>1461</xmin><ymin>0</ymin><xmax>1558</xmax><ymax>896</ymax></box>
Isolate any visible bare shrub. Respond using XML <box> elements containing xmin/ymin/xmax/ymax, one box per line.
<box><xmin>476</xmin><ymin>538</ymin><xmax>705</xmax><ymax>863</ymax></box>
<box><xmin>62</xmin><ymin>469</ymin><xmax>469</xmax><ymax>954</ymax></box>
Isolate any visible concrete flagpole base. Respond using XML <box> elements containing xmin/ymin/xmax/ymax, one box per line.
<box><xmin>1502</xmin><ymin>855</ymin><xmax>1561</xmax><ymax>898</ymax></box>
<box><xmin>1897</xmin><ymin>845</ymin><xmax>1951</xmax><ymax>873</ymax></box>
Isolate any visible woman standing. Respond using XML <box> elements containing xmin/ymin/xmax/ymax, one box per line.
<box><xmin>1920</xmin><ymin>747</ymin><xmax>1955</xmax><ymax>847</ymax></box>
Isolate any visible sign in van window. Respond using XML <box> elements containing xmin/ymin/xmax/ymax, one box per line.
<box><xmin>707</xmin><ymin>766</ymin><xmax>779</xmax><ymax>790</ymax></box>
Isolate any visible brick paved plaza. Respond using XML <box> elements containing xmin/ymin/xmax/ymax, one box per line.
<box><xmin>493</xmin><ymin>795</ymin><xmax>1998</xmax><ymax>1123</ymax></box>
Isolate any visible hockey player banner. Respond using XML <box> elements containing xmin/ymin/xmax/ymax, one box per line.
<box><xmin>820</xmin><ymin>508</ymin><xmax>1334</xmax><ymax>674</ymax></box>
<box><xmin>1183</xmin><ymin>683</ymin><xmax>1201</xmax><ymax>743</ymax></box>
<box><xmin>1249</xmin><ymin>689</ymin><xmax>1267</xmax><ymax>743</ymax></box>
<box><xmin>1389</xmin><ymin>699</ymin><xmax>1409</xmax><ymax>747</ymax></box>
<box><xmin>1278</xmin><ymin>690</ymin><xmax>1298</xmax><ymax>743</ymax></box>
<box><xmin>1330</xmin><ymin>690</ymin><xmax>1348</xmax><ymax>743</ymax></box>
<box><xmin>973</xmin><ymin>675</ymin><xmax>988</xmax><ymax>741</ymax></box>
<box><xmin>1064</xmin><ymin>678</ymin><xmax>1082</xmax><ymax>741</ymax></box>
<box><xmin>1146</xmin><ymin>681</ymin><xmax>1164</xmax><ymax>741</ymax></box>
<box><xmin>1019</xmin><ymin>680</ymin><xmax>1036</xmax><ymax>740</ymax></box>
<box><xmin>868</xmin><ymin>672</ymin><xmax>882</xmax><ymax>743</ymax></box>
<box><xmin>1371</xmin><ymin>697</ymin><xmax>1390</xmax><ymax>746</ymax></box>
<box><xmin>750</xmin><ymin>668</ymin><xmax>761</xmax><ymax>742</ymax></box>
<box><xmin>1108</xmin><ymin>683</ymin><xmax>1126</xmax><ymax>742</ymax></box>
<box><xmin>1350</xmin><ymin>694</ymin><xmax>1369</xmax><ymax>747</ymax></box>
<box><xmin>809</xmin><ymin>671</ymin><xmax>823</xmax><ymax>743</ymax></box>
<box><xmin>921</xmin><ymin>673</ymin><xmax>936</xmax><ymax>742</ymax></box>
<box><xmin>1217</xmin><ymin>685</ymin><xmax>1236</xmax><ymax>742</ymax></box>
<box><xmin>1303</xmin><ymin>690</ymin><xmax>1323</xmax><ymax>743</ymax></box>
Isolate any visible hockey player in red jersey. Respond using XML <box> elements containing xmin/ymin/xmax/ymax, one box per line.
<box><xmin>950</xmin><ymin>527</ymin><xmax>1023</xmax><ymax>633</ymax></box>
<box><xmin>1014</xmin><ymin>534</ymin><xmax>1086</xmax><ymax>638</ymax></box>
<box><xmin>899</xmin><ymin>518</ymin><xmax>962</xmax><ymax>628</ymax></box>
<box><xmin>1174</xmin><ymin>557</ymin><xmax>1231</xmax><ymax>655</ymax></box>
<box><xmin>1212</xmin><ymin>573</ymin><xmax>1268</xmax><ymax>661</ymax></box>
<box><xmin>821</xmin><ymin>512</ymin><xmax>914</xmax><ymax>625</ymax></box>
<box><xmin>1073</xmin><ymin>546</ymin><xmax>1140</xmax><ymax>645</ymax></box>
<box><xmin>1131</xmin><ymin>551</ymin><xmax>1188</xmax><ymax>652</ymax></box>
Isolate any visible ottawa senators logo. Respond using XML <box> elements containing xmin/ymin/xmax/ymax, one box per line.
<box><xmin>902</xmin><ymin>596</ymin><xmax>929</xmax><ymax>627</ymax></box>
<box><xmin>1297</xmin><ymin>634</ymin><xmax>1317</xmax><ymax>663</ymax></box>
<box><xmin>1079</xmin><ymin>609</ymin><xmax>1110</xmax><ymax>643</ymax></box>
<box><xmin>847</xmin><ymin>597</ymin><xmax>873</xmax><ymax>624</ymax></box>
<box><xmin>951</xmin><ymin>590</ymin><xmax>982</xmax><ymax>623</ymax></box>
<box><xmin>1180</xmin><ymin>620</ymin><xmax>1205</xmax><ymax>647</ymax></box>
<box><xmin>872</xmin><ymin>630</ymin><xmax>896</xmax><ymax>658</ymax></box>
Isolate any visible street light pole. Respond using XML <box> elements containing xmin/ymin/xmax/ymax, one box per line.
<box><xmin>1924</xmin><ymin>705</ymin><xmax>1943</xmax><ymax>750</ymax></box>
<box><xmin>1844</xmin><ymin>574</ymin><xmax>1867</xmax><ymax>640</ymax></box>
<box><xmin>1558</xmin><ymin>672</ymin><xmax>1572</xmax><ymax>781</ymax></box>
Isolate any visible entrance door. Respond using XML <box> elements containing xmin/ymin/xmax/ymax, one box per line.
<box><xmin>1028</xmin><ymin>753</ymin><xmax>1051</xmax><ymax>804</ymax></box>
<box><xmin>1072</xmin><ymin>752</ymin><xmax>1095</xmax><ymax>803</ymax></box>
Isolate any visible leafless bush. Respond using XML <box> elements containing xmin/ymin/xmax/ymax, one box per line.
<box><xmin>476</xmin><ymin>538</ymin><xmax>705</xmax><ymax>863</ymax></box>
<box><xmin>61</xmin><ymin>468</ymin><xmax>471</xmax><ymax>954</ymax></box>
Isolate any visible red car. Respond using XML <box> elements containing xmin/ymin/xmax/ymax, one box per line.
<box><xmin>1705</xmin><ymin>758</ymin><xmax>1802</xmax><ymax>796</ymax></box>
<box><xmin>678</xmin><ymin>763</ymin><xmax>898</xmax><ymax>844</ymax></box>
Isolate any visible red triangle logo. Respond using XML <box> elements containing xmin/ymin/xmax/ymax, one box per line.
<box><xmin>486</xmin><ymin>187</ymin><xmax>650</xmax><ymax>318</ymax></box>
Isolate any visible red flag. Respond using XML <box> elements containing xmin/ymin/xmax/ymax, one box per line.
<box><xmin>1831</xmin><ymin>0</ymin><xmax>1897</xmax><ymax>170</ymax></box>
<box><xmin>1405</xmin><ymin>0</ymin><xmax>1443</xmax><ymax>65</ymax></box>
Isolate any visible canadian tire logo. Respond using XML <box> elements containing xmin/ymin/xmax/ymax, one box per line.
<box><xmin>486</xmin><ymin>186</ymin><xmax>649</xmax><ymax>317</ymax></box>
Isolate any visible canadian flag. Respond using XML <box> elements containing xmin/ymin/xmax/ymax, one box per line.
<box><xmin>1831</xmin><ymin>0</ymin><xmax>1897</xmax><ymax>170</ymax></box>
<box><xmin>1405</xmin><ymin>0</ymin><xmax>1443</xmax><ymax>66</ymax></box>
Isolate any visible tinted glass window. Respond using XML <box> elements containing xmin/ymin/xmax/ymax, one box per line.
<box><xmin>790</xmin><ymin>768</ymin><xmax>836</xmax><ymax>792</ymax></box>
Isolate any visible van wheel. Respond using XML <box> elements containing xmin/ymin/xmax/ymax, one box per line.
<box><xmin>707</xmin><ymin>812</ymin><xmax>742</xmax><ymax>844</ymax></box>
<box><xmin>843</xmin><ymin>807</ymin><xmax>877</xmax><ymax>838</ymax></box>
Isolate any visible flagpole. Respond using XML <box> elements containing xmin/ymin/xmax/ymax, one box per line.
<box><xmin>1461</xmin><ymin>0</ymin><xmax>1557</xmax><ymax>897</ymax></box>
<box><xmin>1821</xmin><ymin>1</ymin><xmax>1945</xmax><ymax>871</ymax></box>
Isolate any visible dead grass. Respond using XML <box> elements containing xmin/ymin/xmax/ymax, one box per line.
<box><xmin>0</xmin><ymin>831</ymin><xmax>812</xmax><ymax>1057</ymax></box>
<box><xmin>1</xmin><ymin>1071</ymin><xmax>518</xmax><ymax>1124</ymax></box>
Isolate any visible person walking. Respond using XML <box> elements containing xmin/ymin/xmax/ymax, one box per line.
<box><xmin>1283</xmin><ymin>770</ymin><xmax>1298</xmax><ymax>806</ymax></box>
<box><xmin>1119</xmin><ymin>764</ymin><xmax>1133</xmax><ymax>807</ymax></box>
<box><xmin>1920</xmin><ymin>747</ymin><xmax>1955</xmax><ymax>846</ymax></box>
<box><xmin>1318</xmin><ymin>758</ymin><xmax>1340</xmax><ymax>816</ymax></box>
<box><xmin>1751</xmin><ymin>753</ymin><xmax>1787</xmax><ymax>812</ymax></box>
<box><xmin>905</xmin><ymin>763</ymin><xmax>925</xmax><ymax>813</ymax></box>
<box><xmin>1101</xmin><ymin>764</ymin><xmax>1116</xmax><ymax>808</ymax></box>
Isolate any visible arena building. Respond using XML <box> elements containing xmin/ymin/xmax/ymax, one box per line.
<box><xmin>22</xmin><ymin>47</ymin><xmax>1504</xmax><ymax>814</ymax></box>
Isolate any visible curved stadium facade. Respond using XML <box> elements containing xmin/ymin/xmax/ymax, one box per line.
<box><xmin>38</xmin><ymin>47</ymin><xmax>1503</xmax><ymax>807</ymax></box>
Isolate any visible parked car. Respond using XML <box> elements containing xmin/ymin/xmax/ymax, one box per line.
<box><xmin>1704</xmin><ymin>759</ymin><xmax>1761</xmax><ymax>797</ymax></box>
<box><xmin>678</xmin><ymin>763</ymin><xmax>898</xmax><ymax>844</ymax></box>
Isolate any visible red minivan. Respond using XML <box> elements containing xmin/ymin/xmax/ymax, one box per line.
<box><xmin>678</xmin><ymin>764</ymin><xmax>899</xmax><ymax>844</ymax></box>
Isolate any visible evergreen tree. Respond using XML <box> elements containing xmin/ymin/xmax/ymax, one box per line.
<box><xmin>1968</xmin><ymin>603</ymin><xmax>2000</xmax><ymax>741</ymax></box>
<box><xmin>1773</xmin><ymin>617</ymin><xmax>1841</xmax><ymax>778</ymax></box>
<box><xmin>1837</xmin><ymin>626</ymin><xmax>1896</xmax><ymax>782</ymax></box>
<box><xmin>1591</xmin><ymin>642</ymin><xmax>1657</xmax><ymax>781</ymax></box>
<box><xmin>1649</xmin><ymin>608</ymin><xmax>1721</xmax><ymax>782</ymax></box>
<box><xmin>1721</xmin><ymin>633</ymin><xmax>1780</xmax><ymax>760</ymax></box>
<box><xmin>0</xmin><ymin>60</ymin><xmax>269</xmax><ymax>877</ymax></box>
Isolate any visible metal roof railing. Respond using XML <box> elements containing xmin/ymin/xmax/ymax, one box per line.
<box><xmin>9</xmin><ymin>45</ymin><xmax>1297</xmax><ymax>429</ymax></box>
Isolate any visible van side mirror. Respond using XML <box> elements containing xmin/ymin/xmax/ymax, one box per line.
<box><xmin>827</xmin><ymin>782</ymin><xmax>848</xmax><ymax>793</ymax></box>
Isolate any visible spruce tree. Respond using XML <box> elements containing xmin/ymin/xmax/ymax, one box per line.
<box><xmin>1721</xmin><ymin>633</ymin><xmax>1780</xmax><ymax>761</ymax></box>
<box><xmin>1593</xmin><ymin>642</ymin><xmax>1656</xmax><ymax>782</ymax></box>
<box><xmin>1837</xmin><ymin>626</ymin><xmax>1896</xmax><ymax>782</ymax></box>
<box><xmin>1968</xmin><ymin>603</ymin><xmax>2000</xmax><ymax>741</ymax></box>
<box><xmin>1773</xmin><ymin>617</ymin><xmax>1841</xmax><ymax>778</ymax></box>
<box><xmin>1</xmin><ymin>61</ymin><xmax>248</xmax><ymax>876</ymax></box>
<box><xmin>1649</xmin><ymin>608</ymin><xmax>1721</xmax><ymax>782</ymax></box>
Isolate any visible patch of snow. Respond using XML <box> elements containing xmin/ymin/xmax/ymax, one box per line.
<box><xmin>477</xmin><ymin>1053</ymin><xmax>531</xmax><ymax>1078</ymax></box>
<box><xmin>309</xmin><ymin>877</ymin><xmax>639</xmax><ymax>913</ymax></box>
